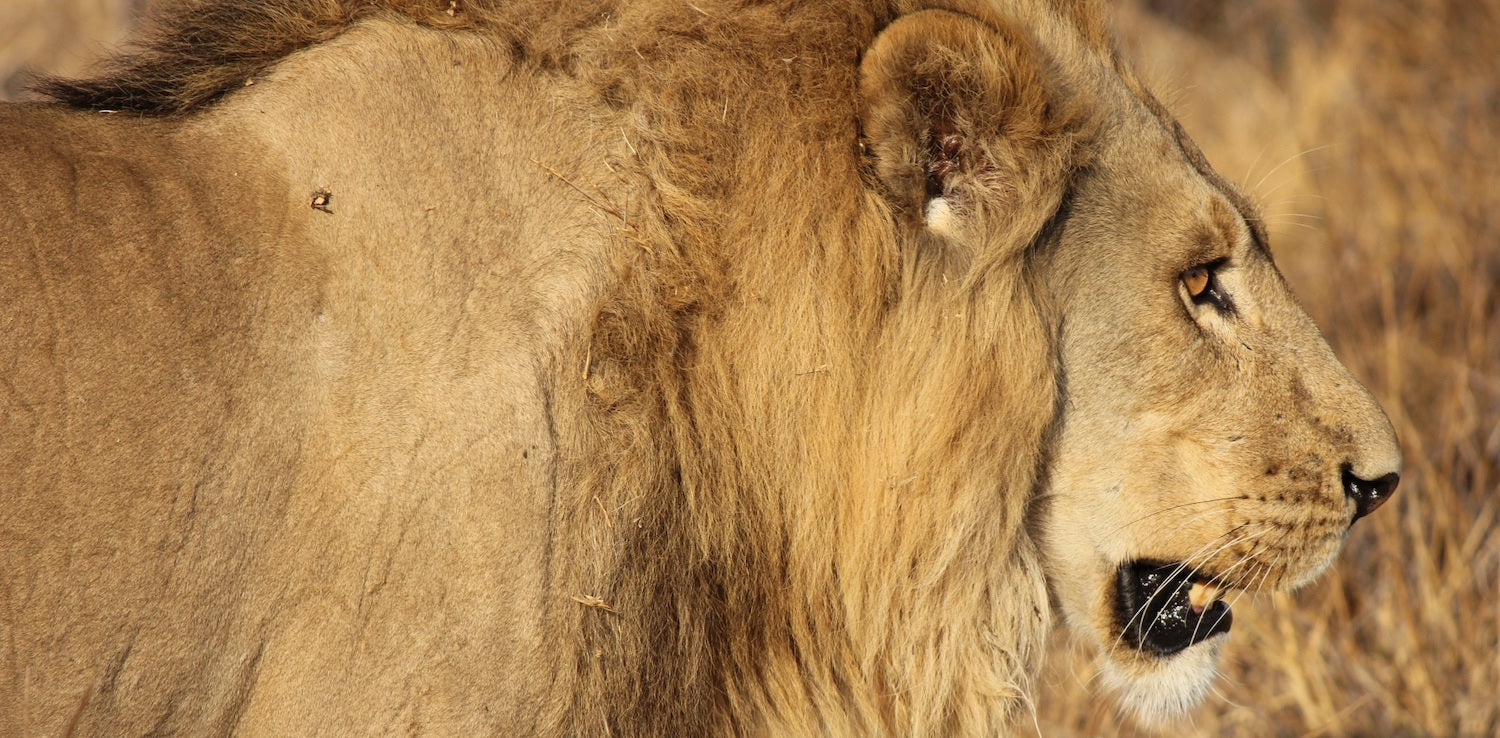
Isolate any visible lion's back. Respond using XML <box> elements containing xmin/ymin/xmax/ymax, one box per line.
<box><xmin>0</xmin><ymin>20</ymin><xmax>627</xmax><ymax>732</ymax></box>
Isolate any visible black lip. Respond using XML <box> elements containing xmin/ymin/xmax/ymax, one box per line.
<box><xmin>1115</xmin><ymin>560</ymin><xmax>1233</xmax><ymax>656</ymax></box>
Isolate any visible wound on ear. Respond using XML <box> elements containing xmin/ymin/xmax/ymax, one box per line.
<box><xmin>925</xmin><ymin>125</ymin><xmax>964</xmax><ymax>199</ymax></box>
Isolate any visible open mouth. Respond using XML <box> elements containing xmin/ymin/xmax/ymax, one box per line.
<box><xmin>1115</xmin><ymin>560</ymin><xmax>1233</xmax><ymax>656</ymax></box>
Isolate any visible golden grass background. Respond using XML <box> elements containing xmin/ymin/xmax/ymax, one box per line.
<box><xmin>3</xmin><ymin>1</ymin><xmax>1494</xmax><ymax>735</ymax></box>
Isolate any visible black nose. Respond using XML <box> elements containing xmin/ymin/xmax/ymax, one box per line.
<box><xmin>1342</xmin><ymin>464</ymin><xmax>1400</xmax><ymax>522</ymax></box>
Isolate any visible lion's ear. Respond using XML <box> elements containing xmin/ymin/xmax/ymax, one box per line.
<box><xmin>859</xmin><ymin>10</ymin><xmax>1085</xmax><ymax>252</ymax></box>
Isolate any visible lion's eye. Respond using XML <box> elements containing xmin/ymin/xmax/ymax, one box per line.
<box><xmin>1181</xmin><ymin>260</ymin><xmax>1233</xmax><ymax>313</ymax></box>
<box><xmin>1183</xmin><ymin>267</ymin><xmax>1211</xmax><ymax>298</ymax></box>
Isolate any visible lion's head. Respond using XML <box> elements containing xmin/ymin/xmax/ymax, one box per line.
<box><xmin>858</xmin><ymin>4</ymin><xmax>1401</xmax><ymax>723</ymax></box>
<box><xmin>1035</xmin><ymin>104</ymin><xmax>1405</xmax><ymax>721</ymax></box>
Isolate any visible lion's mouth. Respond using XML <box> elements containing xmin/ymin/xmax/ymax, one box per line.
<box><xmin>1115</xmin><ymin>561</ymin><xmax>1233</xmax><ymax>655</ymax></box>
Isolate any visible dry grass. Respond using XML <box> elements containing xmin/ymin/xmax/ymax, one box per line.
<box><xmin>3</xmin><ymin>1</ymin><xmax>1493</xmax><ymax>735</ymax></box>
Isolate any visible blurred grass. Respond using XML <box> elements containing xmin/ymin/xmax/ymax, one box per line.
<box><xmin>2</xmin><ymin>1</ymin><xmax>1494</xmax><ymax>735</ymax></box>
<box><xmin>0</xmin><ymin>0</ymin><xmax>142</xmax><ymax>100</ymax></box>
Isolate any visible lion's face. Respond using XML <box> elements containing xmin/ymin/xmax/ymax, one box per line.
<box><xmin>1033</xmin><ymin>103</ymin><xmax>1402</xmax><ymax>720</ymax></box>
<box><xmin>858</xmin><ymin>6</ymin><xmax>1400</xmax><ymax>724</ymax></box>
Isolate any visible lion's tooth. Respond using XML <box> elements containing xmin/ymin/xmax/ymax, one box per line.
<box><xmin>1188</xmin><ymin>582</ymin><xmax>1221</xmax><ymax>611</ymax></box>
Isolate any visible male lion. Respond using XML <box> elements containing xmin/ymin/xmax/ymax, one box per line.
<box><xmin>0</xmin><ymin>0</ymin><xmax>1400</xmax><ymax>734</ymax></box>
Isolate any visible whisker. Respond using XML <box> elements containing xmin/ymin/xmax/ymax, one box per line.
<box><xmin>1216</xmin><ymin>581</ymin><xmax>1260</xmax><ymax>634</ymax></box>
<box><xmin>1263</xmin><ymin>214</ymin><xmax>1325</xmax><ymax>231</ymax></box>
<box><xmin>1214</xmin><ymin>525</ymin><xmax>1282</xmax><ymax>589</ymax></box>
<box><xmin>1263</xmin><ymin>191</ymin><xmax>1327</xmax><ymax>204</ymax></box>
<box><xmin>1171</xmin><ymin>505</ymin><xmax>1255</xmax><ymax>533</ymax></box>
<box><xmin>1206</xmin><ymin>533</ymin><xmax>1291</xmax><ymax>636</ymax></box>
<box><xmin>1186</xmin><ymin>523</ymin><xmax>1279</xmax><ymax>643</ymax></box>
<box><xmin>1265</xmin><ymin>220</ymin><xmax>1320</xmax><ymax>233</ymax></box>
<box><xmin>1240</xmin><ymin>140</ymin><xmax>1274</xmax><ymax>190</ymax></box>
<box><xmin>1123</xmin><ymin>527</ymin><xmax>1245</xmax><ymax>622</ymax></box>
<box><xmin>1117</xmin><ymin>526</ymin><xmax>1271</xmax><ymax>652</ymax></box>
<box><xmin>1150</xmin><ymin>526</ymin><xmax>1274</xmax><ymax>646</ymax></box>
<box><xmin>1106</xmin><ymin>496</ymin><xmax>1244</xmax><ymax>536</ymax></box>
<box><xmin>1140</xmin><ymin>516</ymin><xmax>1296</xmax><ymax>648</ymax></box>
<box><xmin>1250</xmin><ymin>143</ymin><xmax>1332</xmax><ymax>196</ymax></box>
<box><xmin>1265</xmin><ymin>211</ymin><xmax>1324</xmax><ymax>222</ymax></box>
<box><xmin>1260</xmin><ymin>194</ymin><xmax>1327</xmax><ymax>213</ymax></box>
<box><xmin>1207</xmin><ymin>677</ymin><xmax>1249</xmax><ymax>713</ymax></box>
<box><xmin>1251</xmin><ymin>173</ymin><xmax>1328</xmax><ymax>206</ymax></box>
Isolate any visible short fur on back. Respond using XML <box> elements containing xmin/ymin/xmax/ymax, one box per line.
<box><xmin>3</xmin><ymin>0</ymin><xmax>1400</xmax><ymax>735</ymax></box>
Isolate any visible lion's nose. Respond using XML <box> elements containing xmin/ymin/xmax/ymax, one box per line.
<box><xmin>1342</xmin><ymin>463</ymin><xmax>1400</xmax><ymax>523</ymax></box>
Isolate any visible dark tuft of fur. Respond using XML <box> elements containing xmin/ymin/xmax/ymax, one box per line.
<box><xmin>34</xmin><ymin>0</ymin><xmax>482</xmax><ymax>114</ymax></box>
<box><xmin>36</xmin><ymin>1</ymin><xmax>354</xmax><ymax>113</ymax></box>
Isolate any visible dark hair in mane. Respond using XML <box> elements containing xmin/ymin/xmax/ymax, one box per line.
<box><xmin>35</xmin><ymin>0</ymin><xmax>595</xmax><ymax>114</ymax></box>
<box><xmin>39</xmin><ymin>0</ymin><xmax>1102</xmax><ymax>117</ymax></box>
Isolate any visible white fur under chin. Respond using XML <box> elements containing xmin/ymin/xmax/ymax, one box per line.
<box><xmin>1101</xmin><ymin>636</ymin><xmax>1226</xmax><ymax>725</ymax></box>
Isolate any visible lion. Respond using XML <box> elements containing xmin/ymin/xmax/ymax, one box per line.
<box><xmin>0</xmin><ymin>0</ymin><xmax>1401</xmax><ymax>734</ymax></box>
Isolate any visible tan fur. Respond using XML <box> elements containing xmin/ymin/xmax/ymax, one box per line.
<box><xmin>0</xmin><ymin>1</ymin><xmax>1399</xmax><ymax>735</ymax></box>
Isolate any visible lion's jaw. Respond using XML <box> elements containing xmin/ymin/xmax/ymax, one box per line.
<box><xmin>1097</xmin><ymin>635</ymin><xmax>1226</xmax><ymax>723</ymax></box>
<box><xmin>1039</xmin><ymin>431</ymin><xmax>1246</xmax><ymax>725</ymax></box>
<box><xmin>1030</xmin><ymin>96</ymin><xmax>1402</xmax><ymax>724</ymax></box>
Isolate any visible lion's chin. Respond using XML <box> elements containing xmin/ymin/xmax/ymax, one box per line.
<box><xmin>1099</xmin><ymin>636</ymin><xmax>1228</xmax><ymax>724</ymax></box>
<box><xmin>1090</xmin><ymin>560</ymin><xmax>1237</xmax><ymax>723</ymax></box>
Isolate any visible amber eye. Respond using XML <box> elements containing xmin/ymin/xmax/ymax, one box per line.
<box><xmin>1180</xmin><ymin>260</ymin><xmax>1234</xmax><ymax>313</ymax></box>
<box><xmin>1182</xmin><ymin>266</ymin><xmax>1211</xmax><ymax>299</ymax></box>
